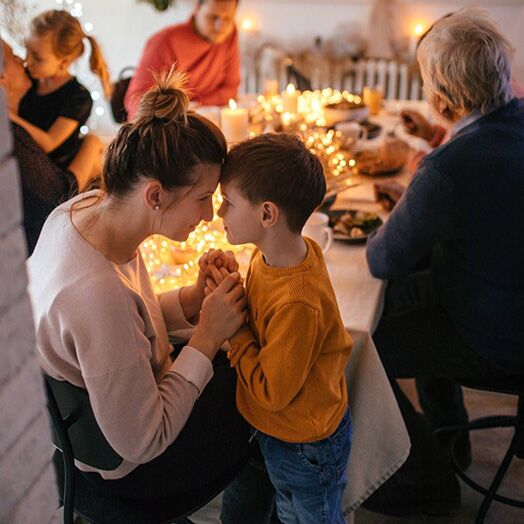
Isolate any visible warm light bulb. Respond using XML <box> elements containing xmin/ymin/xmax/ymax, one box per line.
<box><xmin>241</xmin><ymin>18</ymin><xmax>253</xmax><ymax>31</ymax></box>
<box><xmin>229</xmin><ymin>99</ymin><xmax>237</xmax><ymax>111</ymax></box>
<box><xmin>414</xmin><ymin>24</ymin><xmax>425</xmax><ymax>36</ymax></box>
<box><xmin>286</xmin><ymin>83</ymin><xmax>296</xmax><ymax>95</ymax></box>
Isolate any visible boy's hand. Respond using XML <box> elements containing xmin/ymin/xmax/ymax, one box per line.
<box><xmin>199</xmin><ymin>249</ymin><xmax>239</xmax><ymax>291</ymax></box>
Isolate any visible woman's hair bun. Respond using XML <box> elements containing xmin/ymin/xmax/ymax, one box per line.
<box><xmin>134</xmin><ymin>66</ymin><xmax>191</xmax><ymax>125</ymax></box>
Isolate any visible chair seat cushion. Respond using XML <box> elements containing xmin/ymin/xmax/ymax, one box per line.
<box><xmin>459</xmin><ymin>376</ymin><xmax>524</xmax><ymax>395</ymax></box>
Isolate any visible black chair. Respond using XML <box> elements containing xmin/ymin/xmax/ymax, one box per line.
<box><xmin>435</xmin><ymin>376</ymin><xmax>524</xmax><ymax>524</ymax></box>
<box><xmin>43</xmin><ymin>374</ymin><xmax>247</xmax><ymax>524</ymax></box>
<box><xmin>109</xmin><ymin>66</ymin><xmax>135</xmax><ymax>124</ymax></box>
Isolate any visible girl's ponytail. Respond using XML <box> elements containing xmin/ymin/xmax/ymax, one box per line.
<box><xmin>31</xmin><ymin>10</ymin><xmax>112</xmax><ymax>99</ymax></box>
<box><xmin>86</xmin><ymin>35</ymin><xmax>112</xmax><ymax>99</ymax></box>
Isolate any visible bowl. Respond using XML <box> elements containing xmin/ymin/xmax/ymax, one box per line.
<box><xmin>324</xmin><ymin>102</ymin><xmax>370</xmax><ymax>127</ymax></box>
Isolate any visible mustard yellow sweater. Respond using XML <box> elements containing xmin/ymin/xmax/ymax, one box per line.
<box><xmin>228</xmin><ymin>238</ymin><xmax>353</xmax><ymax>443</ymax></box>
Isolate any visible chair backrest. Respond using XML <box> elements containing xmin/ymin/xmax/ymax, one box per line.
<box><xmin>286</xmin><ymin>63</ymin><xmax>313</xmax><ymax>92</ymax></box>
<box><xmin>43</xmin><ymin>374</ymin><xmax>123</xmax><ymax>470</ymax></box>
<box><xmin>110</xmin><ymin>66</ymin><xmax>136</xmax><ymax>124</ymax></box>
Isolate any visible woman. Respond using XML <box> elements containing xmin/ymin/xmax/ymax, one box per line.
<box><xmin>27</xmin><ymin>69</ymin><xmax>272</xmax><ymax>521</ymax></box>
<box><xmin>365</xmin><ymin>7</ymin><xmax>524</xmax><ymax>516</ymax></box>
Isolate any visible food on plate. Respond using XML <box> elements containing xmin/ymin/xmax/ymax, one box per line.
<box><xmin>330</xmin><ymin>210</ymin><xmax>382</xmax><ymax>240</ymax></box>
<box><xmin>325</xmin><ymin>99</ymin><xmax>365</xmax><ymax>111</ymax></box>
<box><xmin>357</xmin><ymin>137</ymin><xmax>409</xmax><ymax>175</ymax></box>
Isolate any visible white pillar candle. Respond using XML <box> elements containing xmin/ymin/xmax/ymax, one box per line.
<box><xmin>282</xmin><ymin>83</ymin><xmax>300</xmax><ymax>115</ymax></box>
<box><xmin>220</xmin><ymin>99</ymin><xmax>249</xmax><ymax>144</ymax></box>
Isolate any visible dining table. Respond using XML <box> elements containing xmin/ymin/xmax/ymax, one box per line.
<box><xmin>326</xmin><ymin>102</ymin><xmax>427</xmax><ymax>514</ymax></box>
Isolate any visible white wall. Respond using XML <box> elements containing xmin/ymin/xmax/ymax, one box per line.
<box><xmin>7</xmin><ymin>0</ymin><xmax>524</xmax><ymax>134</ymax></box>
<box><xmin>20</xmin><ymin>0</ymin><xmax>524</xmax><ymax>82</ymax></box>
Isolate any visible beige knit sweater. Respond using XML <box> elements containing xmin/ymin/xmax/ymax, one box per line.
<box><xmin>27</xmin><ymin>192</ymin><xmax>213</xmax><ymax>479</ymax></box>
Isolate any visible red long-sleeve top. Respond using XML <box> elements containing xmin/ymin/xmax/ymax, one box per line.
<box><xmin>125</xmin><ymin>17</ymin><xmax>240</xmax><ymax>119</ymax></box>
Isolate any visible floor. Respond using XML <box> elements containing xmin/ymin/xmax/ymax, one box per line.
<box><xmin>189</xmin><ymin>380</ymin><xmax>523</xmax><ymax>524</ymax></box>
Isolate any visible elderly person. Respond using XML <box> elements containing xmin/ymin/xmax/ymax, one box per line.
<box><xmin>125</xmin><ymin>0</ymin><xmax>239</xmax><ymax>120</ymax></box>
<box><xmin>365</xmin><ymin>8</ymin><xmax>524</xmax><ymax>516</ymax></box>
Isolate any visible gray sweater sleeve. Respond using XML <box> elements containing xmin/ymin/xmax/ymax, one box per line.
<box><xmin>366</xmin><ymin>158</ymin><xmax>455</xmax><ymax>280</ymax></box>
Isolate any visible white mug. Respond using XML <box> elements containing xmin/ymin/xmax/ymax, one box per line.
<box><xmin>336</xmin><ymin>121</ymin><xmax>368</xmax><ymax>143</ymax></box>
<box><xmin>302</xmin><ymin>212</ymin><xmax>333</xmax><ymax>254</ymax></box>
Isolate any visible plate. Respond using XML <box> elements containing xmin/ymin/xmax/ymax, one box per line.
<box><xmin>326</xmin><ymin>209</ymin><xmax>383</xmax><ymax>242</ymax></box>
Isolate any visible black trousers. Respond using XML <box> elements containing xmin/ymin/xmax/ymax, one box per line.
<box><xmin>82</xmin><ymin>351</ymin><xmax>254</xmax><ymax>499</ymax></box>
<box><xmin>373</xmin><ymin>271</ymin><xmax>511</xmax><ymax>483</ymax></box>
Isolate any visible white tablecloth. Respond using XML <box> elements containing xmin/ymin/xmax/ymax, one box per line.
<box><xmin>326</xmin><ymin>235</ymin><xmax>410</xmax><ymax>513</ymax></box>
<box><xmin>329</xmin><ymin>104</ymin><xmax>428</xmax><ymax>511</ymax></box>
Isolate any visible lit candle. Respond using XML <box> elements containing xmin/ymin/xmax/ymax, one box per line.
<box><xmin>220</xmin><ymin>99</ymin><xmax>249</xmax><ymax>144</ymax></box>
<box><xmin>282</xmin><ymin>83</ymin><xmax>300</xmax><ymax>114</ymax></box>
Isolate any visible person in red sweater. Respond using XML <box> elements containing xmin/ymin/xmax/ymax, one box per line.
<box><xmin>125</xmin><ymin>0</ymin><xmax>240</xmax><ymax>119</ymax></box>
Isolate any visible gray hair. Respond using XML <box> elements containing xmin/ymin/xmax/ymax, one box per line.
<box><xmin>417</xmin><ymin>7</ymin><xmax>514</xmax><ymax>115</ymax></box>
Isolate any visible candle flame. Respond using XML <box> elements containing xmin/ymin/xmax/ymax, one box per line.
<box><xmin>229</xmin><ymin>99</ymin><xmax>237</xmax><ymax>111</ymax></box>
<box><xmin>414</xmin><ymin>24</ymin><xmax>425</xmax><ymax>36</ymax></box>
<box><xmin>286</xmin><ymin>83</ymin><xmax>296</xmax><ymax>95</ymax></box>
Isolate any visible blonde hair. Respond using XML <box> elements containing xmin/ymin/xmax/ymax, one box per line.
<box><xmin>102</xmin><ymin>66</ymin><xmax>226</xmax><ymax>197</ymax></box>
<box><xmin>417</xmin><ymin>7</ymin><xmax>514</xmax><ymax>115</ymax></box>
<box><xmin>30</xmin><ymin>10</ymin><xmax>112</xmax><ymax>99</ymax></box>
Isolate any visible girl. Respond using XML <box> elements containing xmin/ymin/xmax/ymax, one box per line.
<box><xmin>26</xmin><ymin>69</ymin><xmax>275</xmax><ymax>522</ymax></box>
<box><xmin>10</xmin><ymin>10</ymin><xmax>111</xmax><ymax>190</ymax></box>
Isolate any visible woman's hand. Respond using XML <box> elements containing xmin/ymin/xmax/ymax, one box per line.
<box><xmin>401</xmin><ymin>110</ymin><xmax>436</xmax><ymax>142</ymax></box>
<box><xmin>189</xmin><ymin>272</ymin><xmax>247</xmax><ymax>360</ymax></box>
<box><xmin>180</xmin><ymin>250</ymin><xmax>240</xmax><ymax>322</ymax></box>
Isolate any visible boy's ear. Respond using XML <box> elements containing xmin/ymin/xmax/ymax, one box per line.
<box><xmin>260</xmin><ymin>201</ymin><xmax>279</xmax><ymax>229</ymax></box>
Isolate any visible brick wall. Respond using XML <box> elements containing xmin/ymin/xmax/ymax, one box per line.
<box><xmin>0</xmin><ymin>47</ymin><xmax>58</xmax><ymax>524</ymax></box>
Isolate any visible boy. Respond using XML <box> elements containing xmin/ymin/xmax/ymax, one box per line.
<box><xmin>207</xmin><ymin>133</ymin><xmax>353</xmax><ymax>523</ymax></box>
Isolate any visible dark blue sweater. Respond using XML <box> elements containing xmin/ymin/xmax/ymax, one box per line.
<box><xmin>367</xmin><ymin>98</ymin><xmax>524</xmax><ymax>371</ymax></box>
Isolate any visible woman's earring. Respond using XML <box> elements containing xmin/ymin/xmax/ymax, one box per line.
<box><xmin>154</xmin><ymin>204</ymin><xmax>160</xmax><ymax>211</ymax></box>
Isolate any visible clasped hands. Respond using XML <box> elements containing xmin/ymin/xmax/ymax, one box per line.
<box><xmin>193</xmin><ymin>249</ymin><xmax>247</xmax><ymax>347</ymax></box>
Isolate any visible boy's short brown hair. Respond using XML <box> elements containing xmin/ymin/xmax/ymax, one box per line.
<box><xmin>221</xmin><ymin>133</ymin><xmax>326</xmax><ymax>233</ymax></box>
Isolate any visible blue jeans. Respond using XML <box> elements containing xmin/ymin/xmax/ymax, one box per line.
<box><xmin>256</xmin><ymin>409</ymin><xmax>352</xmax><ymax>524</ymax></box>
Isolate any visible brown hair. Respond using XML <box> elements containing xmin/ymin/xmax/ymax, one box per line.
<box><xmin>30</xmin><ymin>10</ymin><xmax>112</xmax><ymax>98</ymax></box>
<box><xmin>222</xmin><ymin>133</ymin><xmax>325</xmax><ymax>233</ymax></box>
<box><xmin>102</xmin><ymin>67</ymin><xmax>227</xmax><ymax>198</ymax></box>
